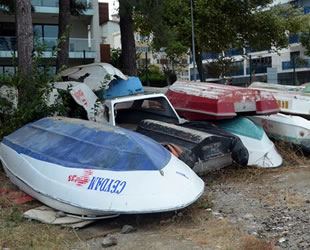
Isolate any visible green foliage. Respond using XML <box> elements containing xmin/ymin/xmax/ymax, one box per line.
<box><xmin>138</xmin><ymin>64</ymin><xmax>166</xmax><ymax>87</ymax></box>
<box><xmin>110</xmin><ymin>48</ymin><xmax>122</xmax><ymax>70</ymax></box>
<box><xmin>0</xmin><ymin>42</ymin><xmax>67</xmax><ymax>139</ymax></box>
<box><xmin>70</xmin><ymin>0</ymin><xmax>88</xmax><ymax>16</ymax></box>
<box><xmin>206</xmin><ymin>57</ymin><xmax>239</xmax><ymax>79</ymax></box>
<box><xmin>134</xmin><ymin>0</ymin><xmax>310</xmax><ymax>78</ymax></box>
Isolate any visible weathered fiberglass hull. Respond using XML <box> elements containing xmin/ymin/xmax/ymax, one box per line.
<box><xmin>137</xmin><ymin>119</ymin><xmax>249</xmax><ymax>175</ymax></box>
<box><xmin>167</xmin><ymin>81</ymin><xmax>279</xmax><ymax>120</ymax></box>
<box><xmin>0</xmin><ymin>117</ymin><xmax>204</xmax><ymax>217</ymax></box>
<box><xmin>215</xmin><ymin>117</ymin><xmax>283</xmax><ymax>168</ymax></box>
<box><xmin>249</xmin><ymin>113</ymin><xmax>310</xmax><ymax>151</ymax></box>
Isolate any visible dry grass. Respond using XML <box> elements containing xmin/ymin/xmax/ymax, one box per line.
<box><xmin>275</xmin><ymin>141</ymin><xmax>308</xmax><ymax>166</ymax></box>
<box><xmin>241</xmin><ymin>236</ymin><xmax>276</xmax><ymax>250</ymax></box>
<box><xmin>0</xmin><ymin>165</ymin><xmax>78</xmax><ymax>250</ymax></box>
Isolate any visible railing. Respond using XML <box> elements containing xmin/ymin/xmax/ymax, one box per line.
<box><xmin>246</xmin><ymin>66</ymin><xmax>269</xmax><ymax>74</ymax></box>
<box><xmin>31</xmin><ymin>0</ymin><xmax>92</xmax><ymax>8</ymax></box>
<box><xmin>0</xmin><ymin>36</ymin><xmax>95</xmax><ymax>53</ymax></box>
<box><xmin>31</xmin><ymin>0</ymin><xmax>58</xmax><ymax>7</ymax></box>
<box><xmin>230</xmin><ymin>68</ymin><xmax>244</xmax><ymax>76</ymax></box>
<box><xmin>282</xmin><ymin>59</ymin><xmax>310</xmax><ymax>70</ymax></box>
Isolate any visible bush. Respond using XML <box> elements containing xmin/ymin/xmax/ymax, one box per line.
<box><xmin>0</xmin><ymin>44</ymin><xmax>67</xmax><ymax>139</ymax></box>
<box><xmin>138</xmin><ymin>64</ymin><xmax>167</xmax><ymax>87</ymax></box>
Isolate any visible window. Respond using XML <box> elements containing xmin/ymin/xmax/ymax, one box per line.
<box><xmin>33</xmin><ymin>24</ymin><xmax>58</xmax><ymax>51</ymax></box>
<box><xmin>290</xmin><ymin>51</ymin><xmax>300</xmax><ymax>60</ymax></box>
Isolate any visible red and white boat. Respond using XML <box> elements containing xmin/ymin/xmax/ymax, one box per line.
<box><xmin>166</xmin><ymin>81</ymin><xmax>279</xmax><ymax>120</ymax></box>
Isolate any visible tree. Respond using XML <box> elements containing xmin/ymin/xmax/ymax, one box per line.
<box><xmin>56</xmin><ymin>0</ymin><xmax>70</xmax><ymax>72</ymax></box>
<box><xmin>135</xmin><ymin>0</ymin><xmax>310</xmax><ymax>82</ymax></box>
<box><xmin>0</xmin><ymin>0</ymin><xmax>33</xmax><ymax>77</ymax></box>
<box><xmin>56</xmin><ymin>0</ymin><xmax>87</xmax><ymax>72</ymax></box>
<box><xmin>119</xmin><ymin>0</ymin><xmax>137</xmax><ymax>76</ymax></box>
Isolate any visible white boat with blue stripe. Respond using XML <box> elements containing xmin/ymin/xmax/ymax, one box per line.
<box><xmin>0</xmin><ymin>117</ymin><xmax>204</xmax><ymax>218</ymax></box>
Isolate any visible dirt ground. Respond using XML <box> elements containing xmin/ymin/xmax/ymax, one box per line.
<box><xmin>1</xmin><ymin>151</ymin><xmax>310</xmax><ymax>250</ymax></box>
<box><xmin>72</xmin><ymin>159</ymin><xmax>310</xmax><ymax>250</ymax></box>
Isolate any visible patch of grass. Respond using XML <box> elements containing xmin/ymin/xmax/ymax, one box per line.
<box><xmin>0</xmin><ymin>165</ymin><xmax>78</xmax><ymax>249</ymax></box>
<box><xmin>275</xmin><ymin>141</ymin><xmax>308</xmax><ymax>166</ymax></box>
<box><xmin>0</xmin><ymin>204</ymin><xmax>78</xmax><ymax>249</ymax></box>
<box><xmin>195</xmin><ymin>194</ymin><xmax>213</xmax><ymax>209</ymax></box>
<box><xmin>241</xmin><ymin>236</ymin><xmax>276</xmax><ymax>250</ymax></box>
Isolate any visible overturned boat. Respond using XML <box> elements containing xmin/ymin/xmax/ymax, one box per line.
<box><xmin>215</xmin><ymin>117</ymin><xmax>283</xmax><ymax>168</ymax></box>
<box><xmin>249</xmin><ymin>113</ymin><xmax>310</xmax><ymax>151</ymax></box>
<box><xmin>249</xmin><ymin>82</ymin><xmax>310</xmax><ymax>119</ymax></box>
<box><xmin>137</xmin><ymin>119</ymin><xmax>249</xmax><ymax>175</ymax></box>
<box><xmin>166</xmin><ymin>81</ymin><xmax>279</xmax><ymax>120</ymax></box>
<box><xmin>0</xmin><ymin>117</ymin><xmax>204</xmax><ymax>217</ymax></box>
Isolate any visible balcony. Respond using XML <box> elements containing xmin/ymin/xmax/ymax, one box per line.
<box><xmin>282</xmin><ymin>59</ymin><xmax>310</xmax><ymax>70</ymax></box>
<box><xmin>246</xmin><ymin>66</ymin><xmax>269</xmax><ymax>74</ymax></box>
<box><xmin>31</xmin><ymin>0</ymin><xmax>93</xmax><ymax>15</ymax></box>
<box><xmin>230</xmin><ymin>68</ymin><xmax>244</xmax><ymax>76</ymax></box>
<box><xmin>0</xmin><ymin>36</ymin><xmax>96</xmax><ymax>59</ymax></box>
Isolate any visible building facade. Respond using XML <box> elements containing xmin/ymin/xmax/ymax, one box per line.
<box><xmin>0</xmin><ymin>0</ymin><xmax>101</xmax><ymax>75</ymax></box>
<box><xmin>189</xmin><ymin>0</ymin><xmax>310</xmax><ymax>86</ymax></box>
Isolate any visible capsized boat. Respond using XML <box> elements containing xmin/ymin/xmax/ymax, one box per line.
<box><xmin>249</xmin><ymin>82</ymin><xmax>310</xmax><ymax>119</ymax></box>
<box><xmin>0</xmin><ymin>117</ymin><xmax>204</xmax><ymax>217</ymax></box>
<box><xmin>136</xmin><ymin>119</ymin><xmax>249</xmax><ymax>175</ymax></box>
<box><xmin>249</xmin><ymin>113</ymin><xmax>310</xmax><ymax>151</ymax></box>
<box><xmin>166</xmin><ymin>81</ymin><xmax>279</xmax><ymax>120</ymax></box>
<box><xmin>214</xmin><ymin>117</ymin><xmax>283</xmax><ymax>168</ymax></box>
<box><xmin>249</xmin><ymin>81</ymin><xmax>310</xmax><ymax>94</ymax></box>
<box><xmin>60</xmin><ymin>62</ymin><xmax>129</xmax><ymax>91</ymax></box>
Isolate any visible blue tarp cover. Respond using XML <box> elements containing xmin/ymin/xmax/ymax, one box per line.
<box><xmin>2</xmin><ymin>118</ymin><xmax>171</xmax><ymax>171</ymax></box>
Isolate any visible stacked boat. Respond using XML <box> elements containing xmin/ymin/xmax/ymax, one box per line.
<box><xmin>166</xmin><ymin>81</ymin><xmax>279</xmax><ymax>120</ymax></box>
<box><xmin>248</xmin><ymin>81</ymin><xmax>310</xmax><ymax>151</ymax></box>
<box><xmin>249</xmin><ymin>81</ymin><xmax>310</xmax><ymax>119</ymax></box>
<box><xmin>164</xmin><ymin>81</ymin><xmax>283</xmax><ymax>168</ymax></box>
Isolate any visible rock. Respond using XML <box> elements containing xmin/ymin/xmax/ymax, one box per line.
<box><xmin>121</xmin><ymin>225</ymin><xmax>137</xmax><ymax>234</ymax></box>
<box><xmin>177</xmin><ymin>212</ymin><xmax>183</xmax><ymax>217</ymax></box>
<box><xmin>242</xmin><ymin>213</ymin><xmax>254</xmax><ymax>219</ymax></box>
<box><xmin>102</xmin><ymin>236</ymin><xmax>117</xmax><ymax>248</ymax></box>
<box><xmin>278</xmin><ymin>237</ymin><xmax>286</xmax><ymax>243</ymax></box>
<box><xmin>55</xmin><ymin>211</ymin><xmax>66</xmax><ymax>218</ymax></box>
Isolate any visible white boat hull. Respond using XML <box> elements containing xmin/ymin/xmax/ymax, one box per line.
<box><xmin>235</xmin><ymin>131</ymin><xmax>282</xmax><ymax>168</ymax></box>
<box><xmin>0</xmin><ymin>143</ymin><xmax>204</xmax><ymax>216</ymax></box>
<box><xmin>216</xmin><ymin>117</ymin><xmax>282</xmax><ymax>168</ymax></box>
<box><xmin>249</xmin><ymin>82</ymin><xmax>310</xmax><ymax>119</ymax></box>
<box><xmin>249</xmin><ymin>113</ymin><xmax>310</xmax><ymax>150</ymax></box>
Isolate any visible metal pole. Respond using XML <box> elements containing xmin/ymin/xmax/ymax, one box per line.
<box><xmin>191</xmin><ymin>0</ymin><xmax>197</xmax><ymax>82</ymax></box>
<box><xmin>146</xmin><ymin>50</ymin><xmax>150</xmax><ymax>86</ymax></box>
<box><xmin>293</xmin><ymin>57</ymin><xmax>296</xmax><ymax>85</ymax></box>
<box><xmin>249</xmin><ymin>54</ymin><xmax>252</xmax><ymax>84</ymax></box>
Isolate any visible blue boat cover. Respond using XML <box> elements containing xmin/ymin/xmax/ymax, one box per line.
<box><xmin>98</xmin><ymin>76</ymin><xmax>144</xmax><ymax>99</ymax></box>
<box><xmin>215</xmin><ymin>117</ymin><xmax>264</xmax><ymax>140</ymax></box>
<box><xmin>2</xmin><ymin>117</ymin><xmax>171</xmax><ymax>171</ymax></box>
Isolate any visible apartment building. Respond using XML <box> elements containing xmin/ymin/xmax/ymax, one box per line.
<box><xmin>0</xmin><ymin>0</ymin><xmax>101</xmax><ymax>75</ymax></box>
<box><xmin>189</xmin><ymin>0</ymin><xmax>310</xmax><ymax>86</ymax></box>
<box><xmin>100</xmin><ymin>4</ymin><xmax>189</xmax><ymax>81</ymax></box>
